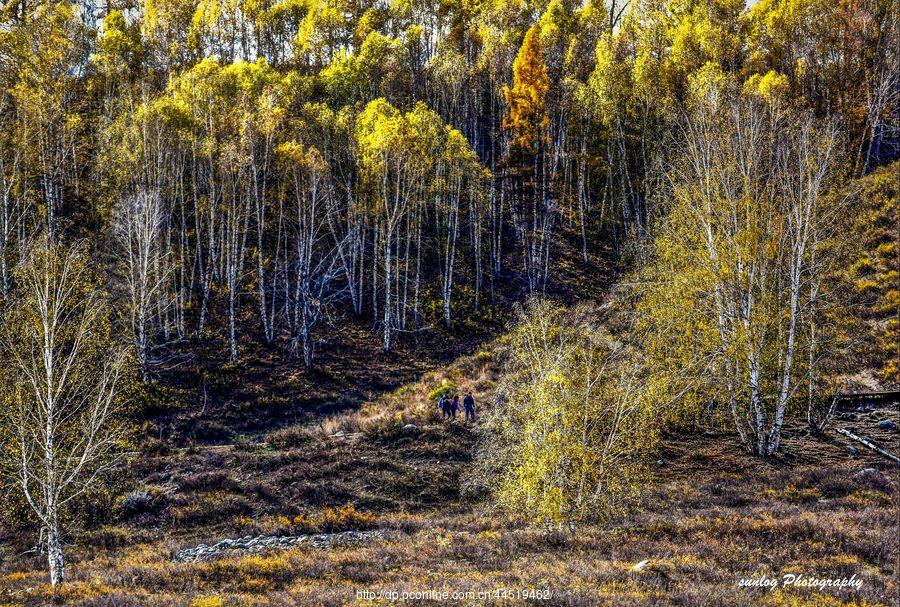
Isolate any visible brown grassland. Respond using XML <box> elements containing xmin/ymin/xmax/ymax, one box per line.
<box><xmin>1</xmin><ymin>344</ymin><xmax>898</xmax><ymax>607</ymax></box>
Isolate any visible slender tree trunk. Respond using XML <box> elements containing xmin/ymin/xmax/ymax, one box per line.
<box><xmin>256</xmin><ymin>193</ymin><xmax>272</xmax><ymax>344</ymax></box>
<box><xmin>301</xmin><ymin>299</ymin><xmax>314</xmax><ymax>370</ymax></box>
<box><xmin>577</xmin><ymin>134</ymin><xmax>588</xmax><ymax>264</ymax></box>
<box><xmin>413</xmin><ymin>203</ymin><xmax>422</xmax><ymax>324</ymax></box>
<box><xmin>229</xmin><ymin>280</ymin><xmax>238</xmax><ymax>362</ymax></box>
<box><xmin>383</xmin><ymin>226</ymin><xmax>393</xmax><ymax>352</ymax></box>
<box><xmin>47</xmin><ymin>514</ymin><xmax>64</xmax><ymax>588</ymax></box>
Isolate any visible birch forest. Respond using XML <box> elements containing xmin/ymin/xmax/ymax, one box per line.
<box><xmin>1</xmin><ymin>0</ymin><xmax>895</xmax><ymax>366</ymax></box>
<box><xmin>0</xmin><ymin>0</ymin><xmax>898</xmax><ymax>602</ymax></box>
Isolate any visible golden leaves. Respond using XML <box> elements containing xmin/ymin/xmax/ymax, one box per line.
<box><xmin>503</xmin><ymin>24</ymin><xmax>550</xmax><ymax>153</ymax></box>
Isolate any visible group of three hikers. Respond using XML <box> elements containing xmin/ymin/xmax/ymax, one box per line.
<box><xmin>437</xmin><ymin>392</ymin><xmax>476</xmax><ymax>421</ymax></box>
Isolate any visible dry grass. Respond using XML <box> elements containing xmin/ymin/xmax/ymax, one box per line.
<box><xmin>1</xmin><ymin>428</ymin><xmax>897</xmax><ymax>606</ymax></box>
<box><xmin>2</xmin><ymin>340</ymin><xmax>898</xmax><ymax>606</ymax></box>
<box><xmin>296</xmin><ymin>343</ymin><xmax>500</xmax><ymax>438</ymax></box>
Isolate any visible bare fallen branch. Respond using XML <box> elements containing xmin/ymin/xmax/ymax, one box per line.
<box><xmin>835</xmin><ymin>428</ymin><xmax>900</xmax><ymax>465</ymax></box>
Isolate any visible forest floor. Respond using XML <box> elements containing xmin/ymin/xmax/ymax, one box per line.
<box><xmin>0</xmin><ymin>238</ymin><xmax>898</xmax><ymax>607</ymax></box>
<box><xmin>0</xmin><ymin>338</ymin><xmax>898</xmax><ymax>607</ymax></box>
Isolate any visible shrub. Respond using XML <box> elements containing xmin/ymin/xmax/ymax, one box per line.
<box><xmin>364</xmin><ymin>412</ymin><xmax>413</xmax><ymax>441</ymax></box>
<box><xmin>190</xmin><ymin>420</ymin><xmax>233</xmax><ymax>443</ymax></box>
<box><xmin>318</xmin><ymin>504</ymin><xmax>377</xmax><ymax>532</ymax></box>
<box><xmin>190</xmin><ymin>596</ymin><xmax>224</xmax><ymax>607</ymax></box>
<box><xmin>265</xmin><ymin>424</ymin><xmax>318</xmax><ymax>449</ymax></box>
<box><xmin>199</xmin><ymin>554</ymin><xmax>294</xmax><ymax>591</ymax></box>
<box><xmin>427</xmin><ymin>381</ymin><xmax>459</xmax><ymax>403</ymax></box>
<box><xmin>36</xmin><ymin>580</ymin><xmax>115</xmax><ymax>601</ymax></box>
<box><xmin>84</xmin><ymin>526</ymin><xmax>132</xmax><ymax>549</ymax></box>
<box><xmin>289</xmin><ymin>504</ymin><xmax>377</xmax><ymax>534</ymax></box>
<box><xmin>116</xmin><ymin>486</ymin><xmax>168</xmax><ymax>522</ymax></box>
<box><xmin>177</xmin><ymin>471</ymin><xmax>233</xmax><ymax>492</ymax></box>
<box><xmin>169</xmin><ymin>492</ymin><xmax>253</xmax><ymax>526</ymax></box>
<box><xmin>478</xmin><ymin>299</ymin><xmax>654</xmax><ymax>527</ymax></box>
<box><xmin>141</xmin><ymin>436</ymin><xmax>170</xmax><ymax>455</ymax></box>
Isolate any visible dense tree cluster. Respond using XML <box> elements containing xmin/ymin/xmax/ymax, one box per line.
<box><xmin>636</xmin><ymin>91</ymin><xmax>851</xmax><ymax>456</ymax></box>
<box><xmin>1</xmin><ymin>0</ymin><xmax>895</xmax><ymax>371</ymax></box>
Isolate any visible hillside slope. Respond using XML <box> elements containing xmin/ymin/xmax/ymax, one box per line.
<box><xmin>1</xmin><ymin>337</ymin><xmax>898</xmax><ymax>607</ymax></box>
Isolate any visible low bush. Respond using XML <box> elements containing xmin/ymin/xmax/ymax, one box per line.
<box><xmin>169</xmin><ymin>492</ymin><xmax>253</xmax><ymax>526</ymax></box>
<box><xmin>116</xmin><ymin>486</ymin><xmax>169</xmax><ymax>522</ymax></box>
<box><xmin>176</xmin><ymin>471</ymin><xmax>234</xmax><ymax>492</ymax></box>
<box><xmin>198</xmin><ymin>554</ymin><xmax>295</xmax><ymax>592</ymax></box>
<box><xmin>363</xmin><ymin>412</ymin><xmax>416</xmax><ymax>442</ymax></box>
<box><xmin>427</xmin><ymin>381</ymin><xmax>459</xmax><ymax>403</ymax></box>
<box><xmin>479</xmin><ymin>299</ymin><xmax>654</xmax><ymax>526</ymax></box>
<box><xmin>190</xmin><ymin>420</ymin><xmax>233</xmax><ymax>443</ymax></box>
<box><xmin>265</xmin><ymin>424</ymin><xmax>318</xmax><ymax>449</ymax></box>
<box><xmin>288</xmin><ymin>504</ymin><xmax>377</xmax><ymax>534</ymax></box>
<box><xmin>83</xmin><ymin>526</ymin><xmax>132</xmax><ymax>549</ymax></box>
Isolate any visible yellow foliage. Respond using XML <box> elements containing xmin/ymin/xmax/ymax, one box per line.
<box><xmin>503</xmin><ymin>24</ymin><xmax>549</xmax><ymax>152</ymax></box>
<box><xmin>290</xmin><ymin>503</ymin><xmax>377</xmax><ymax>533</ymax></box>
<box><xmin>481</xmin><ymin>299</ymin><xmax>653</xmax><ymax>526</ymax></box>
<box><xmin>94</xmin><ymin>10</ymin><xmax>143</xmax><ymax>76</ymax></box>
<box><xmin>687</xmin><ymin>61</ymin><xmax>729</xmax><ymax>108</ymax></box>
<box><xmin>743</xmin><ymin>70</ymin><xmax>790</xmax><ymax>105</ymax></box>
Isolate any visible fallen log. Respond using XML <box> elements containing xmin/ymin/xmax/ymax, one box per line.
<box><xmin>835</xmin><ymin>428</ymin><xmax>900</xmax><ymax>465</ymax></box>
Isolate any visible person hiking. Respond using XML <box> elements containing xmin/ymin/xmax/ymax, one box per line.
<box><xmin>463</xmin><ymin>392</ymin><xmax>476</xmax><ymax>421</ymax></box>
<box><xmin>438</xmin><ymin>393</ymin><xmax>450</xmax><ymax>419</ymax></box>
<box><xmin>450</xmin><ymin>395</ymin><xmax>460</xmax><ymax>420</ymax></box>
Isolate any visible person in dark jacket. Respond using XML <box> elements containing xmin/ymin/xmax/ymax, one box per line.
<box><xmin>463</xmin><ymin>392</ymin><xmax>476</xmax><ymax>421</ymax></box>
<box><xmin>450</xmin><ymin>395</ymin><xmax>460</xmax><ymax>419</ymax></box>
<box><xmin>438</xmin><ymin>394</ymin><xmax>450</xmax><ymax>418</ymax></box>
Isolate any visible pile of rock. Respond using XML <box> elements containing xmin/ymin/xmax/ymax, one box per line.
<box><xmin>174</xmin><ymin>529</ymin><xmax>383</xmax><ymax>562</ymax></box>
